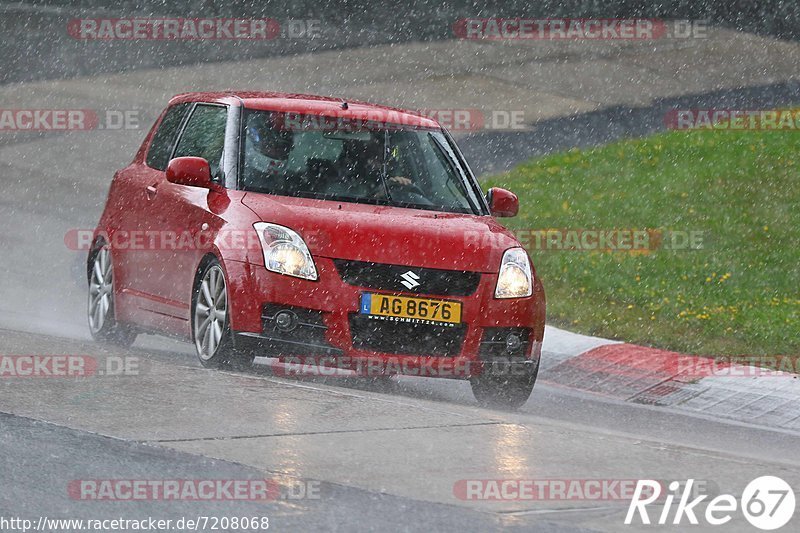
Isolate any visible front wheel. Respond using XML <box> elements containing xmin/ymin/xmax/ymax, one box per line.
<box><xmin>192</xmin><ymin>259</ymin><xmax>253</xmax><ymax>370</ymax></box>
<box><xmin>87</xmin><ymin>245</ymin><xmax>138</xmax><ymax>348</ymax></box>
<box><xmin>470</xmin><ymin>364</ymin><xmax>538</xmax><ymax>410</ymax></box>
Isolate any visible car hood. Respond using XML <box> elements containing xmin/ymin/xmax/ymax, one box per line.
<box><xmin>241</xmin><ymin>194</ymin><xmax>521</xmax><ymax>273</ymax></box>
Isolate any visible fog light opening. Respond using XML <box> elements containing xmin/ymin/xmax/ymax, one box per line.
<box><xmin>505</xmin><ymin>333</ymin><xmax>522</xmax><ymax>353</ymax></box>
<box><xmin>274</xmin><ymin>310</ymin><xmax>298</xmax><ymax>332</ymax></box>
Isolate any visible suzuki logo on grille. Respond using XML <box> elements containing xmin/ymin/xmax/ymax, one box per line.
<box><xmin>399</xmin><ymin>270</ymin><xmax>421</xmax><ymax>290</ymax></box>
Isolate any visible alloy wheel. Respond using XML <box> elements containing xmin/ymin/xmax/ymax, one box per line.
<box><xmin>88</xmin><ymin>247</ymin><xmax>113</xmax><ymax>334</ymax></box>
<box><xmin>194</xmin><ymin>265</ymin><xmax>228</xmax><ymax>360</ymax></box>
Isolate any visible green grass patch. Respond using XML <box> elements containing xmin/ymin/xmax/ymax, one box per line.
<box><xmin>485</xmin><ymin>128</ymin><xmax>800</xmax><ymax>356</ymax></box>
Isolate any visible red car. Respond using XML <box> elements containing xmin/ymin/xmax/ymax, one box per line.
<box><xmin>88</xmin><ymin>92</ymin><xmax>545</xmax><ymax>408</ymax></box>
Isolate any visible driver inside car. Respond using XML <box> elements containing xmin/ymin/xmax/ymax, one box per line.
<box><xmin>357</xmin><ymin>139</ymin><xmax>420</xmax><ymax>199</ymax></box>
<box><xmin>242</xmin><ymin>113</ymin><xmax>295</xmax><ymax>191</ymax></box>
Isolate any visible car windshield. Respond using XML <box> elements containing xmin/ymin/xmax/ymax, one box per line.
<box><xmin>239</xmin><ymin>109</ymin><xmax>486</xmax><ymax>214</ymax></box>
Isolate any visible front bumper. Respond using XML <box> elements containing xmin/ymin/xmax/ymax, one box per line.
<box><xmin>223</xmin><ymin>257</ymin><xmax>545</xmax><ymax>379</ymax></box>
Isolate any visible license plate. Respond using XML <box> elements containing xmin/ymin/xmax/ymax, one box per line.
<box><xmin>360</xmin><ymin>293</ymin><xmax>462</xmax><ymax>325</ymax></box>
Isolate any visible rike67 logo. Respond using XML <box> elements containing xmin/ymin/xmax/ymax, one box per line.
<box><xmin>626</xmin><ymin>477</ymin><xmax>795</xmax><ymax>530</ymax></box>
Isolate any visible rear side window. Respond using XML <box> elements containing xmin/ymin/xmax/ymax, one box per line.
<box><xmin>145</xmin><ymin>103</ymin><xmax>190</xmax><ymax>170</ymax></box>
<box><xmin>173</xmin><ymin>104</ymin><xmax>228</xmax><ymax>178</ymax></box>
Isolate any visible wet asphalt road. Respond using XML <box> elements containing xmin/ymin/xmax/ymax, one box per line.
<box><xmin>4</xmin><ymin>414</ymin><xmax>568</xmax><ymax>533</ymax></box>
<box><xmin>1</xmin><ymin>329</ymin><xmax>800</xmax><ymax>532</ymax></box>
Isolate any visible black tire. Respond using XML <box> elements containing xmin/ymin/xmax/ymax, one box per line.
<box><xmin>470</xmin><ymin>363</ymin><xmax>538</xmax><ymax>410</ymax></box>
<box><xmin>191</xmin><ymin>258</ymin><xmax>254</xmax><ymax>370</ymax></box>
<box><xmin>87</xmin><ymin>244</ymin><xmax>138</xmax><ymax>348</ymax></box>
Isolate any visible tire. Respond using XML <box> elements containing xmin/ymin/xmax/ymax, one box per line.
<box><xmin>470</xmin><ymin>363</ymin><xmax>538</xmax><ymax>410</ymax></box>
<box><xmin>192</xmin><ymin>259</ymin><xmax>254</xmax><ymax>370</ymax></box>
<box><xmin>87</xmin><ymin>244</ymin><xmax>138</xmax><ymax>348</ymax></box>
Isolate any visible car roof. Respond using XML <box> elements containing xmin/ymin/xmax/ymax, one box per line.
<box><xmin>168</xmin><ymin>91</ymin><xmax>440</xmax><ymax>129</ymax></box>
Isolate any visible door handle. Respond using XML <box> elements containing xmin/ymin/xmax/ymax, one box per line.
<box><xmin>145</xmin><ymin>185</ymin><xmax>157</xmax><ymax>200</ymax></box>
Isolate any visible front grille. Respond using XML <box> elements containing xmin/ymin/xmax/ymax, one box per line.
<box><xmin>479</xmin><ymin>327</ymin><xmax>532</xmax><ymax>360</ymax></box>
<box><xmin>349</xmin><ymin>314</ymin><xmax>467</xmax><ymax>356</ymax></box>
<box><xmin>334</xmin><ymin>259</ymin><xmax>481</xmax><ymax>296</ymax></box>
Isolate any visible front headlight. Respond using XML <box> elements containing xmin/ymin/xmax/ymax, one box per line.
<box><xmin>254</xmin><ymin>222</ymin><xmax>318</xmax><ymax>281</ymax></box>
<box><xmin>495</xmin><ymin>247</ymin><xmax>533</xmax><ymax>298</ymax></box>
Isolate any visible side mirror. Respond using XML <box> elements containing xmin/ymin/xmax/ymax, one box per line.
<box><xmin>486</xmin><ymin>187</ymin><xmax>519</xmax><ymax>217</ymax></box>
<box><xmin>166</xmin><ymin>157</ymin><xmax>221</xmax><ymax>191</ymax></box>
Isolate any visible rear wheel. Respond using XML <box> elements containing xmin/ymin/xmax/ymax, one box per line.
<box><xmin>87</xmin><ymin>245</ymin><xmax>137</xmax><ymax>347</ymax></box>
<box><xmin>470</xmin><ymin>363</ymin><xmax>538</xmax><ymax>410</ymax></box>
<box><xmin>192</xmin><ymin>259</ymin><xmax>254</xmax><ymax>369</ymax></box>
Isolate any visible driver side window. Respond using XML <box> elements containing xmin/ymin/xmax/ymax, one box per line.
<box><xmin>173</xmin><ymin>104</ymin><xmax>228</xmax><ymax>178</ymax></box>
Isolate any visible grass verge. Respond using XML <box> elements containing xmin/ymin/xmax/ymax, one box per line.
<box><xmin>485</xmin><ymin>128</ymin><xmax>799</xmax><ymax>356</ymax></box>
